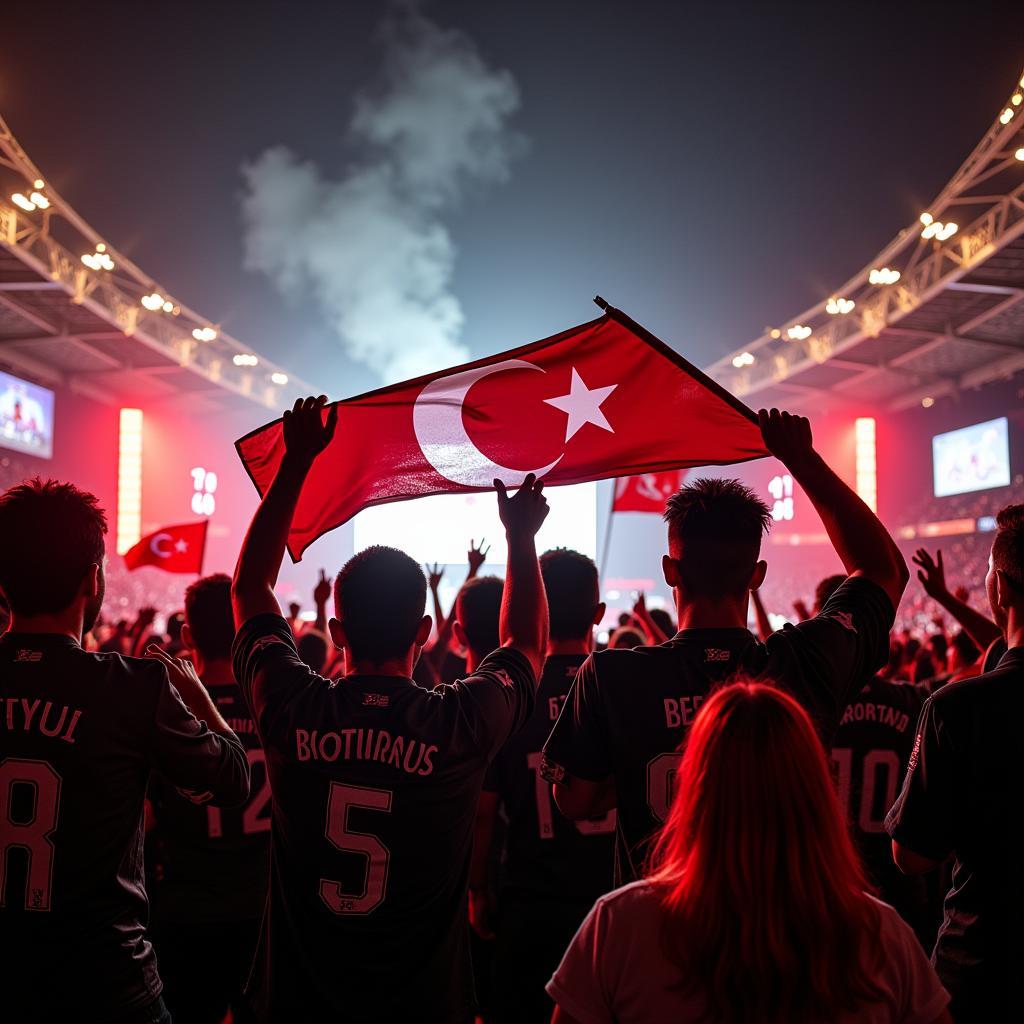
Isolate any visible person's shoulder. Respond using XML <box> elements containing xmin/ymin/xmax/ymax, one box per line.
<box><xmin>866</xmin><ymin>893</ymin><xmax>922</xmax><ymax>947</ymax></box>
<box><xmin>594</xmin><ymin>879</ymin><xmax>663</xmax><ymax>919</ymax></box>
<box><xmin>930</xmin><ymin>660</ymin><xmax>1019</xmax><ymax>708</ymax></box>
<box><xmin>74</xmin><ymin>648</ymin><xmax>169</xmax><ymax>704</ymax></box>
<box><xmin>591</xmin><ymin>643</ymin><xmax>673</xmax><ymax>671</ymax></box>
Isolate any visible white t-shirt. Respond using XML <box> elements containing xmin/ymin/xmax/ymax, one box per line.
<box><xmin>547</xmin><ymin>881</ymin><xmax>949</xmax><ymax>1024</ymax></box>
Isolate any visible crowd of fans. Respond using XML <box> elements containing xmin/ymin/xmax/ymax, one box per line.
<box><xmin>2</xmin><ymin>397</ymin><xmax>1021</xmax><ymax>1023</ymax></box>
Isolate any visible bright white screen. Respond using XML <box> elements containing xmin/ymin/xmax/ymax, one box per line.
<box><xmin>0</xmin><ymin>369</ymin><xmax>54</xmax><ymax>459</ymax></box>
<box><xmin>354</xmin><ymin>482</ymin><xmax>597</xmax><ymax>566</ymax></box>
<box><xmin>932</xmin><ymin>417</ymin><xmax>1010</xmax><ymax>497</ymax></box>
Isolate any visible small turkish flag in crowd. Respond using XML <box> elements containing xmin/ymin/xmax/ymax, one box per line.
<box><xmin>613</xmin><ymin>469</ymin><xmax>691</xmax><ymax>513</ymax></box>
<box><xmin>123</xmin><ymin>521</ymin><xmax>208</xmax><ymax>574</ymax></box>
<box><xmin>237</xmin><ymin>301</ymin><xmax>768</xmax><ymax>561</ymax></box>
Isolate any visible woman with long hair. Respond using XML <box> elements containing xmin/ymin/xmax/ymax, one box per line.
<box><xmin>547</xmin><ymin>682</ymin><xmax>951</xmax><ymax>1024</ymax></box>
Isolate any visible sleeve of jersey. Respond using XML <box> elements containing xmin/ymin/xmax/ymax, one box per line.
<box><xmin>545</xmin><ymin>897</ymin><xmax>615</xmax><ymax>1024</ymax></box>
<box><xmin>452</xmin><ymin>647</ymin><xmax>536</xmax><ymax>758</ymax></box>
<box><xmin>884</xmin><ymin>696</ymin><xmax>956</xmax><ymax>862</ymax></box>
<box><xmin>541</xmin><ymin>655</ymin><xmax>612</xmax><ymax>784</ymax></box>
<box><xmin>148</xmin><ymin>664</ymin><xmax>250</xmax><ymax>808</ymax></box>
<box><xmin>764</xmin><ymin>576</ymin><xmax>894</xmax><ymax>737</ymax></box>
<box><xmin>232</xmin><ymin>612</ymin><xmax>317</xmax><ymax>727</ymax></box>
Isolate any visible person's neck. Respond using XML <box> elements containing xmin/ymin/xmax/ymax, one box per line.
<box><xmin>547</xmin><ymin>637</ymin><xmax>591</xmax><ymax>657</ymax></box>
<box><xmin>1005</xmin><ymin>608</ymin><xmax>1024</xmax><ymax>652</ymax></box>
<box><xmin>674</xmin><ymin>593</ymin><xmax>748</xmax><ymax>631</ymax></box>
<box><xmin>7</xmin><ymin>609</ymin><xmax>84</xmax><ymax>642</ymax></box>
<box><xmin>345</xmin><ymin>650</ymin><xmax>417</xmax><ymax>678</ymax></box>
<box><xmin>191</xmin><ymin>654</ymin><xmax>234</xmax><ymax>686</ymax></box>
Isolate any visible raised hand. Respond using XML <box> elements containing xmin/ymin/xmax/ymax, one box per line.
<box><xmin>283</xmin><ymin>395</ymin><xmax>338</xmax><ymax>465</ymax></box>
<box><xmin>494</xmin><ymin>474</ymin><xmax>550</xmax><ymax>538</ymax></box>
<box><xmin>758</xmin><ymin>408</ymin><xmax>814</xmax><ymax>468</ymax></box>
<box><xmin>467</xmin><ymin>539</ymin><xmax>490</xmax><ymax>575</ymax></box>
<box><xmin>633</xmin><ymin>591</ymin><xmax>647</xmax><ymax>617</ymax></box>
<box><xmin>912</xmin><ymin>548</ymin><xmax>949</xmax><ymax>600</ymax></box>
<box><xmin>426</xmin><ymin>563</ymin><xmax>444</xmax><ymax>590</ymax></box>
<box><xmin>145</xmin><ymin>644</ymin><xmax>209</xmax><ymax>709</ymax></box>
<box><xmin>313</xmin><ymin>569</ymin><xmax>332</xmax><ymax>607</ymax></box>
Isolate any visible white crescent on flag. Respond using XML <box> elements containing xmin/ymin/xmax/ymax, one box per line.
<box><xmin>412</xmin><ymin>359</ymin><xmax>563</xmax><ymax>487</ymax></box>
<box><xmin>149</xmin><ymin>532</ymin><xmax>173</xmax><ymax>558</ymax></box>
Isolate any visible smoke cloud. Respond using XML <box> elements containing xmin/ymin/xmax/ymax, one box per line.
<box><xmin>241</xmin><ymin>7</ymin><xmax>525</xmax><ymax>382</ymax></box>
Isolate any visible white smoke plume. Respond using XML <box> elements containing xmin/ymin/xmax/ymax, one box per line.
<box><xmin>241</xmin><ymin>6</ymin><xmax>525</xmax><ymax>382</ymax></box>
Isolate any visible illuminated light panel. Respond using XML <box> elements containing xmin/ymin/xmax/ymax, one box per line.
<box><xmin>233</xmin><ymin>353</ymin><xmax>258</xmax><ymax>366</ymax></box>
<box><xmin>1016</xmin><ymin>148</ymin><xmax>1024</xmax><ymax>162</ymax></box>
<box><xmin>786</xmin><ymin>324</ymin><xmax>812</xmax><ymax>340</ymax></box>
<box><xmin>999</xmin><ymin>108</ymin><xmax>1014</xmax><ymax>125</ymax></box>
<box><xmin>271</xmin><ymin>371</ymin><xmax>289</xmax><ymax>385</ymax></box>
<box><xmin>854</xmin><ymin>417</ymin><xmax>877</xmax><ymax>513</ymax></box>
<box><xmin>869</xmin><ymin>267</ymin><xmax>900</xmax><ymax>285</ymax></box>
<box><xmin>116</xmin><ymin>409</ymin><xmax>144</xmax><ymax>555</ymax></box>
<box><xmin>921</xmin><ymin>396</ymin><xmax>935</xmax><ymax>408</ymax></box>
<box><xmin>826</xmin><ymin>296</ymin><xmax>855</xmax><ymax>315</ymax></box>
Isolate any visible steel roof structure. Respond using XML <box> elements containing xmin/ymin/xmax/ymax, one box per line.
<box><xmin>0</xmin><ymin>114</ymin><xmax>311</xmax><ymax>413</ymax></box>
<box><xmin>707</xmin><ymin>65</ymin><xmax>1024</xmax><ymax>414</ymax></box>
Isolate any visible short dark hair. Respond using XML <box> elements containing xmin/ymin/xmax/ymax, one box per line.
<box><xmin>334</xmin><ymin>546</ymin><xmax>426</xmax><ymax>663</ymax></box>
<box><xmin>814</xmin><ymin>574</ymin><xmax>846</xmax><ymax>614</ymax></box>
<box><xmin>951</xmin><ymin>629</ymin><xmax>979</xmax><ymax>665</ymax></box>
<box><xmin>184</xmin><ymin>574</ymin><xmax>234</xmax><ymax>661</ymax></box>
<box><xmin>540</xmin><ymin>548</ymin><xmax>599</xmax><ymax>641</ymax></box>
<box><xmin>663</xmin><ymin>478</ymin><xmax>772</xmax><ymax>600</ymax></box>
<box><xmin>992</xmin><ymin>504</ymin><xmax>1024</xmax><ymax>591</ymax></box>
<box><xmin>649</xmin><ymin>607</ymin><xmax>676</xmax><ymax>638</ymax></box>
<box><xmin>297</xmin><ymin>629</ymin><xmax>329</xmax><ymax>673</ymax></box>
<box><xmin>609</xmin><ymin>626</ymin><xmax>645</xmax><ymax>649</ymax></box>
<box><xmin>456</xmin><ymin>576</ymin><xmax>503</xmax><ymax>657</ymax></box>
<box><xmin>0</xmin><ymin>478</ymin><xmax>107</xmax><ymax>616</ymax></box>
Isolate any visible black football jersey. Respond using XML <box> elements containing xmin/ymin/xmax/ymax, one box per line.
<box><xmin>232</xmin><ymin>614</ymin><xmax>535</xmax><ymax>1024</ymax></box>
<box><xmin>484</xmin><ymin>654</ymin><xmax>615</xmax><ymax>904</ymax></box>
<box><xmin>149</xmin><ymin>679</ymin><xmax>270</xmax><ymax>924</ymax></box>
<box><xmin>886</xmin><ymin>645</ymin><xmax>1024</xmax><ymax>1017</ymax></box>
<box><xmin>542</xmin><ymin>577</ymin><xmax>893</xmax><ymax>881</ymax></box>
<box><xmin>0</xmin><ymin>632</ymin><xmax>249</xmax><ymax>1021</ymax></box>
<box><xmin>830</xmin><ymin>675</ymin><xmax>930</xmax><ymax>932</ymax></box>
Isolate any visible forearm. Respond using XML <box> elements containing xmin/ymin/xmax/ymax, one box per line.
<box><xmin>750</xmin><ymin>589</ymin><xmax>772</xmax><ymax>642</ymax></box>
<box><xmin>788</xmin><ymin>451</ymin><xmax>908</xmax><ymax>604</ymax></box>
<box><xmin>635</xmin><ymin>607</ymin><xmax>668</xmax><ymax>644</ymax></box>
<box><xmin>314</xmin><ymin>600</ymin><xmax>328</xmax><ymax>634</ymax></box>
<box><xmin>178</xmin><ymin>684</ymin><xmax>235</xmax><ymax>735</ymax></box>
<box><xmin>232</xmin><ymin>454</ymin><xmax>309</xmax><ymax>625</ymax></box>
<box><xmin>931</xmin><ymin>590</ymin><xmax>1002</xmax><ymax>651</ymax></box>
<box><xmin>500</xmin><ymin>532</ymin><xmax>548</xmax><ymax>675</ymax></box>
<box><xmin>470</xmin><ymin>797</ymin><xmax>498</xmax><ymax>890</ymax></box>
<box><xmin>430</xmin><ymin>585</ymin><xmax>446</xmax><ymax>635</ymax></box>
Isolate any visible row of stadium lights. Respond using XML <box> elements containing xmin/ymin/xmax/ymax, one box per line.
<box><xmin>730</xmin><ymin>208</ymin><xmax>969</xmax><ymax>369</ymax></box>
<box><xmin>7</xmin><ymin>181</ymin><xmax>289</xmax><ymax>389</ymax></box>
<box><xmin>731</xmin><ymin>78</ymin><xmax>1024</xmax><ymax>373</ymax></box>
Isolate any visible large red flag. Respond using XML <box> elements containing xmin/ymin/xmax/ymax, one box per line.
<box><xmin>613</xmin><ymin>469</ymin><xmax>691</xmax><ymax>513</ymax></box>
<box><xmin>236</xmin><ymin>301</ymin><xmax>768</xmax><ymax>561</ymax></box>
<box><xmin>123</xmin><ymin>521</ymin><xmax>208</xmax><ymax>574</ymax></box>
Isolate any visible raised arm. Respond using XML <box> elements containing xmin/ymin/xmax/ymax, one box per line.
<box><xmin>912</xmin><ymin>548</ymin><xmax>1002</xmax><ymax>653</ymax></box>
<box><xmin>758</xmin><ymin>408</ymin><xmax>909</xmax><ymax>610</ymax></box>
<box><xmin>313</xmin><ymin>569</ymin><xmax>331</xmax><ymax>634</ymax></box>
<box><xmin>424</xmin><ymin>539</ymin><xmax>489</xmax><ymax>675</ymax></box>
<box><xmin>495</xmin><ymin>475</ymin><xmax>549</xmax><ymax>680</ymax></box>
<box><xmin>232</xmin><ymin>396</ymin><xmax>338</xmax><ymax>629</ymax></box>
<box><xmin>750</xmin><ymin>587</ymin><xmax>773</xmax><ymax>642</ymax></box>
<box><xmin>631</xmin><ymin>592</ymin><xmax>669</xmax><ymax>645</ymax></box>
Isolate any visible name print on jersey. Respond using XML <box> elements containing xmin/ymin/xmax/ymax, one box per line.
<box><xmin>3</xmin><ymin>698</ymin><xmax>82</xmax><ymax>745</ymax></box>
<box><xmin>295</xmin><ymin>727</ymin><xmax>438</xmax><ymax>775</ymax></box>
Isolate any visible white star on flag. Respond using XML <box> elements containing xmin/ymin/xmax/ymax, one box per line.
<box><xmin>174</xmin><ymin>539</ymin><xmax>189</xmax><ymax>553</ymax></box>
<box><xmin>544</xmin><ymin>368</ymin><xmax>618</xmax><ymax>443</ymax></box>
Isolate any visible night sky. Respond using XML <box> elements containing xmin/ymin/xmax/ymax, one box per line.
<box><xmin>3</xmin><ymin>1</ymin><xmax>1022</xmax><ymax>399</ymax></box>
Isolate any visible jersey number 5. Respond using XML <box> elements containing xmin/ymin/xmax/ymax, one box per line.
<box><xmin>0</xmin><ymin>758</ymin><xmax>61</xmax><ymax>911</ymax></box>
<box><xmin>320</xmin><ymin>782</ymin><xmax>392</xmax><ymax>915</ymax></box>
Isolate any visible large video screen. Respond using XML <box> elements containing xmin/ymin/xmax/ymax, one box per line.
<box><xmin>932</xmin><ymin>417</ymin><xmax>1010</xmax><ymax>498</ymax></box>
<box><xmin>354</xmin><ymin>481</ymin><xmax>597</xmax><ymax>567</ymax></box>
<box><xmin>0</xmin><ymin>369</ymin><xmax>54</xmax><ymax>460</ymax></box>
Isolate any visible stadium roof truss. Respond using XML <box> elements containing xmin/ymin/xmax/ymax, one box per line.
<box><xmin>708</xmin><ymin>67</ymin><xmax>1024</xmax><ymax>413</ymax></box>
<box><xmin>0</xmin><ymin>115</ymin><xmax>311</xmax><ymax>412</ymax></box>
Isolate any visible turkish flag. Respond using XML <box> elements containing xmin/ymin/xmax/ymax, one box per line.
<box><xmin>123</xmin><ymin>521</ymin><xmax>208</xmax><ymax>574</ymax></box>
<box><xmin>236</xmin><ymin>301</ymin><xmax>768</xmax><ymax>561</ymax></box>
<box><xmin>613</xmin><ymin>469</ymin><xmax>691</xmax><ymax>513</ymax></box>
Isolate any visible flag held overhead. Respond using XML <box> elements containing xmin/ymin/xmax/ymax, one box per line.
<box><xmin>236</xmin><ymin>302</ymin><xmax>768</xmax><ymax>561</ymax></box>
<box><xmin>123</xmin><ymin>521</ymin><xmax>209</xmax><ymax>574</ymax></box>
